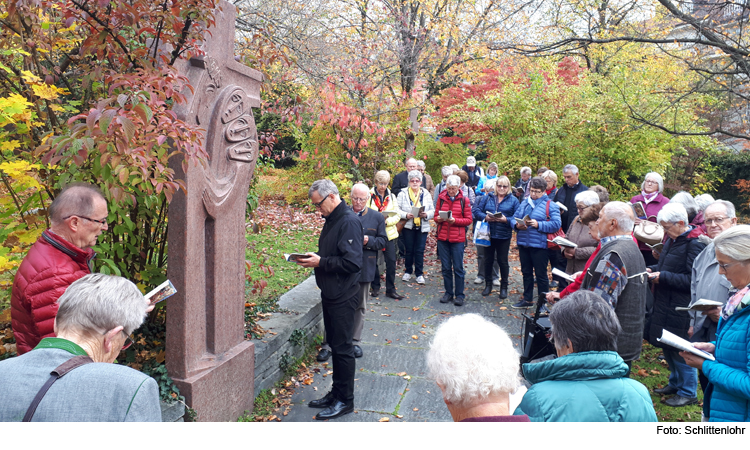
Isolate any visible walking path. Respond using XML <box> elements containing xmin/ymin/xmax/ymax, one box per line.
<box><xmin>282</xmin><ymin>238</ymin><xmax>533</xmax><ymax>422</ymax></box>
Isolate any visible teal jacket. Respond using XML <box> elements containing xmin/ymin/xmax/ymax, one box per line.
<box><xmin>514</xmin><ymin>351</ymin><xmax>657</xmax><ymax>422</ymax></box>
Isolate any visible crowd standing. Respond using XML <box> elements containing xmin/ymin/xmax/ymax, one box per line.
<box><xmin>5</xmin><ymin>155</ymin><xmax>750</xmax><ymax>423</ymax></box>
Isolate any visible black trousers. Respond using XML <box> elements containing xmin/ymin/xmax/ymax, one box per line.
<box><xmin>372</xmin><ymin>238</ymin><xmax>397</xmax><ymax>294</ymax></box>
<box><xmin>548</xmin><ymin>248</ymin><xmax>569</xmax><ymax>290</ymax></box>
<box><xmin>518</xmin><ymin>245</ymin><xmax>549</xmax><ymax>302</ymax></box>
<box><xmin>485</xmin><ymin>238</ymin><xmax>511</xmax><ymax>287</ymax></box>
<box><xmin>322</xmin><ymin>292</ymin><xmax>358</xmax><ymax>402</ymax></box>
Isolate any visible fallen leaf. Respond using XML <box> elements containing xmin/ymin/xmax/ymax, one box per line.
<box><xmin>499</xmin><ymin>306</ymin><xmax>507</xmax><ymax>310</ymax></box>
<box><xmin>411</xmin><ymin>335</ymin><xmax>418</xmax><ymax>340</ymax></box>
<box><xmin>637</xmin><ymin>369</ymin><xmax>649</xmax><ymax>377</ymax></box>
<box><xmin>397</xmin><ymin>372</ymin><xmax>407</xmax><ymax>376</ymax></box>
<box><xmin>412</xmin><ymin>307</ymin><xmax>419</xmax><ymax>311</ymax></box>
<box><xmin>396</xmin><ymin>415</ymin><xmax>403</xmax><ymax>419</ymax></box>
<box><xmin>379</xmin><ymin>417</ymin><xmax>390</xmax><ymax>422</ymax></box>
<box><xmin>413</xmin><ymin>408</ymin><xmax>419</xmax><ymax>411</ymax></box>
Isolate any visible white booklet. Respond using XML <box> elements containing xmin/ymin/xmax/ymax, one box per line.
<box><xmin>657</xmin><ymin>329</ymin><xmax>715</xmax><ymax>361</ymax></box>
<box><xmin>439</xmin><ymin>210</ymin><xmax>452</xmax><ymax>220</ymax></box>
<box><xmin>411</xmin><ymin>205</ymin><xmax>425</xmax><ymax>217</ymax></box>
<box><xmin>284</xmin><ymin>253</ymin><xmax>311</xmax><ymax>262</ymax></box>
<box><xmin>485</xmin><ymin>211</ymin><xmax>505</xmax><ymax>219</ymax></box>
<box><xmin>548</xmin><ymin>236</ymin><xmax>577</xmax><ymax>248</ymax></box>
<box><xmin>551</xmin><ymin>267</ymin><xmax>576</xmax><ymax>282</ymax></box>
<box><xmin>676</xmin><ymin>299</ymin><xmax>724</xmax><ymax>312</ymax></box>
<box><xmin>555</xmin><ymin>201</ymin><xmax>568</xmax><ymax>212</ymax></box>
<box><xmin>145</xmin><ymin>279</ymin><xmax>177</xmax><ymax>305</ymax></box>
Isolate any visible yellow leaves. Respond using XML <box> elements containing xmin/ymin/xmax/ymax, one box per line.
<box><xmin>0</xmin><ymin>140</ymin><xmax>20</xmax><ymax>151</ymax></box>
<box><xmin>0</xmin><ymin>255</ymin><xmax>18</xmax><ymax>273</ymax></box>
<box><xmin>0</xmin><ymin>161</ymin><xmax>42</xmax><ymax>190</ymax></box>
<box><xmin>31</xmin><ymin>83</ymin><xmax>68</xmax><ymax>101</ymax></box>
<box><xmin>21</xmin><ymin>70</ymin><xmax>41</xmax><ymax>84</ymax></box>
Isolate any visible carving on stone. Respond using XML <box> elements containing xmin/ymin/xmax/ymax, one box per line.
<box><xmin>204</xmin><ymin>55</ymin><xmax>222</xmax><ymax>93</ymax></box>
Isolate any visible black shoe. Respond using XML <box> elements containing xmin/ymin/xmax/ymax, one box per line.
<box><xmin>370</xmin><ymin>289</ymin><xmax>380</xmax><ymax>297</ymax></box>
<box><xmin>353</xmin><ymin>345</ymin><xmax>363</xmax><ymax>358</ymax></box>
<box><xmin>657</xmin><ymin>354</ymin><xmax>665</xmax><ymax>361</ymax></box>
<box><xmin>549</xmin><ymin>280</ymin><xmax>559</xmax><ymax>288</ymax></box>
<box><xmin>512</xmin><ymin>299</ymin><xmax>534</xmax><ymax>309</ymax></box>
<box><xmin>499</xmin><ymin>288</ymin><xmax>508</xmax><ymax>299</ymax></box>
<box><xmin>386</xmin><ymin>291</ymin><xmax>405</xmax><ymax>300</ymax></box>
<box><xmin>482</xmin><ymin>284</ymin><xmax>492</xmax><ymax>296</ymax></box>
<box><xmin>439</xmin><ymin>293</ymin><xmax>454</xmax><ymax>303</ymax></box>
<box><xmin>314</xmin><ymin>400</ymin><xmax>354</xmax><ymax>420</ymax></box>
<box><xmin>309</xmin><ymin>391</ymin><xmax>335</xmax><ymax>409</ymax></box>
<box><xmin>664</xmin><ymin>395</ymin><xmax>699</xmax><ymax>407</ymax></box>
<box><xmin>316</xmin><ymin>348</ymin><xmax>331</xmax><ymax>362</ymax></box>
<box><xmin>454</xmin><ymin>297</ymin><xmax>465</xmax><ymax>306</ymax></box>
<box><xmin>654</xmin><ymin>385</ymin><xmax>678</xmax><ymax>395</ymax></box>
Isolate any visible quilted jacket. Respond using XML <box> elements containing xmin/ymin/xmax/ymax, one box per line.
<box><xmin>11</xmin><ymin>231</ymin><xmax>95</xmax><ymax>354</ymax></box>
<box><xmin>367</xmin><ymin>187</ymin><xmax>400</xmax><ymax>241</ymax></box>
<box><xmin>434</xmin><ymin>190</ymin><xmax>473</xmax><ymax>243</ymax></box>
<box><xmin>472</xmin><ymin>193</ymin><xmax>519</xmax><ymax>240</ymax></box>
<box><xmin>702</xmin><ymin>302</ymin><xmax>750</xmax><ymax>422</ymax></box>
<box><xmin>512</xmin><ymin>195</ymin><xmax>561</xmax><ymax>249</ymax></box>
<box><xmin>397</xmin><ymin>187</ymin><xmax>434</xmax><ymax>233</ymax></box>
<box><xmin>514</xmin><ymin>351</ymin><xmax>658</xmax><ymax>422</ymax></box>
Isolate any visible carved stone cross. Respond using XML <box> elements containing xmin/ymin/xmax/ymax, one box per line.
<box><xmin>166</xmin><ymin>1</ymin><xmax>262</xmax><ymax>421</ymax></box>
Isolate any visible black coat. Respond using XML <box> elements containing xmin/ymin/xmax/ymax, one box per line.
<box><xmin>647</xmin><ymin>229</ymin><xmax>706</xmax><ymax>346</ymax></box>
<box><xmin>553</xmin><ymin>182</ymin><xmax>588</xmax><ymax>233</ymax></box>
<box><xmin>391</xmin><ymin>170</ymin><xmax>423</xmax><ymax>198</ymax></box>
<box><xmin>314</xmin><ymin>201</ymin><xmax>363</xmax><ymax>301</ymax></box>
<box><xmin>355</xmin><ymin>207</ymin><xmax>387</xmax><ymax>283</ymax></box>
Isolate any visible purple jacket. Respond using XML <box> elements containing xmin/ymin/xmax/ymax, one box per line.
<box><xmin>630</xmin><ymin>192</ymin><xmax>669</xmax><ymax>252</ymax></box>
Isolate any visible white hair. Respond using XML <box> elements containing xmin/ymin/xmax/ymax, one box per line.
<box><xmin>484</xmin><ymin>178</ymin><xmax>497</xmax><ymax>191</ymax></box>
<box><xmin>351</xmin><ymin>183</ymin><xmax>369</xmax><ymax>196</ymax></box>
<box><xmin>441</xmin><ymin>166</ymin><xmax>453</xmax><ymax>177</ymax></box>
<box><xmin>427</xmin><ymin>314</ymin><xmax>520</xmax><ymax>407</ymax></box>
<box><xmin>563</xmin><ymin>164</ymin><xmax>579</xmax><ymax>175</ymax></box>
<box><xmin>707</xmin><ymin>200</ymin><xmax>736</xmax><ymax>219</ymax></box>
<box><xmin>520</xmin><ymin>167</ymin><xmax>531</xmax><ymax>175</ymax></box>
<box><xmin>695</xmin><ymin>194</ymin><xmax>715</xmax><ymax>212</ymax></box>
<box><xmin>309</xmin><ymin>179</ymin><xmax>339</xmax><ymax>199</ymax></box>
<box><xmin>714</xmin><ymin>225</ymin><xmax>750</xmax><ymax>262</ymax></box>
<box><xmin>657</xmin><ymin>202</ymin><xmax>688</xmax><ymax>225</ymax></box>
<box><xmin>574</xmin><ymin>190</ymin><xmax>600</xmax><ymax>207</ymax></box>
<box><xmin>602</xmin><ymin>201</ymin><xmax>635</xmax><ymax>233</ymax></box>
<box><xmin>670</xmin><ymin>191</ymin><xmax>698</xmax><ymax>220</ymax></box>
<box><xmin>449</xmin><ymin>164</ymin><xmax>460</xmax><ymax>171</ymax></box>
<box><xmin>641</xmin><ymin>172</ymin><xmax>664</xmax><ymax>193</ymax></box>
<box><xmin>416</xmin><ymin>160</ymin><xmax>426</xmax><ymax>169</ymax></box>
<box><xmin>408</xmin><ymin>170</ymin><xmax>423</xmax><ymax>181</ymax></box>
<box><xmin>446</xmin><ymin>175</ymin><xmax>460</xmax><ymax>187</ymax></box>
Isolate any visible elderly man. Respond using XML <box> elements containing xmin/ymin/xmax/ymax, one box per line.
<box><xmin>317</xmin><ymin>184</ymin><xmax>386</xmax><ymax>361</ymax></box>
<box><xmin>11</xmin><ymin>183</ymin><xmax>108</xmax><ymax>355</ymax></box>
<box><xmin>297</xmin><ymin>180</ymin><xmax>362</xmax><ymax>420</ymax></box>
<box><xmin>580</xmin><ymin>201</ymin><xmax>649</xmax><ymax>369</ymax></box>
<box><xmin>0</xmin><ymin>273</ymin><xmax>160</xmax><ymax>421</ymax></box>
<box><xmin>513</xmin><ymin>167</ymin><xmax>532</xmax><ymax>199</ymax></box>
<box><xmin>553</xmin><ymin>164</ymin><xmax>588</xmax><ymax>233</ymax></box>
<box><xmin>427</xmin><ymin>314</ymin><xmax>529</xmax><ymax>422</ymax></box>
<box><xmin>687</xmin><ymin>200</ymin><xmax>736</xmax><ymax>393</ymax></box>
<box><xmin>461</xmin><ymin>156</ymin><xmax>484</xmax><ymax>189</ymax></box>
<box><xmin>391</xmin><ymin>157</ymin><xmax>421</xmax><ymax>198</ymax></box>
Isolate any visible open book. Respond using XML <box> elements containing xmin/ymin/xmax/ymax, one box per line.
<box><xmin>675</xmin><ymin>299</ymin><xmax>724</xmax><ymax>312</ymax></box>
<box><xmin>554</xmin><ymin>201</ymin><xmax>568</xmax><ymax>212</ymax></box>
<box><xmin>657</xmin><ymin>329</ymin><xmax>715</xmax><ymax>361</ymax></box>
<box><xmin>145</xmin><ymin>279</ymin><xmax>177</xmax><ymax>305</ymax></box>
<box><xmin>548</xmin><ymin>236</ymin><xmax>577</xmax><ymax>248</ymax></box>
<box><xmin>411</xmin><ymin>205</ymin><xmax>425</xmax><ymax>217</ymax></box>
<box><xmin>631</xmin><ymin>201</ymin><xmax>647</xmax><ymax>220</ymax></box>
<box><xmin>646</xmin><ymin>242</ymin><xmax>663</xmax><ymax>252</ymax></box>
<box><xmin>551</xmin><ymin>267</ymin><xmax>576</xmax><ymax>282</ymax></box>
<box><xmin>439</xmin><ymin>210</ymin><xmax>452</xmax><ymax>220</ymax></box>
<box><xmin>512</xmin><ymin>186</ymin><xmax>525</xmax><ymax>195</ymax></box>
<box><xmin>485</xmin><ymin>211</ymin><xmax>505</xmax><ymax>220</ymax></box>
<box><xmin>284</xmin><ymin>253</ymin><xmax>311</xmax><ymax>262</ymax></box>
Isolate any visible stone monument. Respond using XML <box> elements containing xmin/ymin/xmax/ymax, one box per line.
<box><xmin>166</xmin><ymin>1</ymin><xmax>263</xmax><ymax>421</ymax></box>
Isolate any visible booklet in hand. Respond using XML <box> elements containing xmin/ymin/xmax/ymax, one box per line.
<box><xmin>411</xmin><ymin>205</ymin><xmax>425</xmax><ymax>218</ymax></box>
<box><xmin>145</xmin><ymin>279</ymin><xmax>177</xmax><ymax>305</ymax></box>
<box><xmin>631</xmin><ymin>201</ymin><xmax>647</xmax><ymax>220</ymax></box>
<box><xmin>485</xmin><ymin>211</ymin><xmax>505</xmax><ymax>220</ymax></box>
<box><xmin>554</xmin><ymin>201</ymin><xmax>568</xmax><ymax>212</ymax></box>
<box><xmin>284</xmin><ymin>253</ymin><xmax>311</xmax><ymax>262</ymax></box>
<box><xmin>646</xmin><ymin>242</ymin><xmax>663</xmax><ymax>252</ymax></box>
<box><xmin>551</xmin><ymin>267</ymin><xmax>576</xmax><ymax>282</ymax></box>
<box><xmin>547</xmin><ymin>236</ymin><xmax>577</xmax><ymax>248</ymax></box>
<box><xmin>675</xmin><ymin>299</ymin><xmax>724</xmax><ymax>312</ymax></box>
<box><xmin>439</xmin><ymin>210</ymin><xmax>452</xmax><ymax>220</ymax></box>
<box><xmin>657</xmin><ymin>329</ymin><xmax>715</xmax><ymax>361</ymax></box>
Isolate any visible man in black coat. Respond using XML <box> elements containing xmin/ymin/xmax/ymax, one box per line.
<box><xmin>297</xmin><ymin>179</ymin><xmax>363</xmax><ymax>420</ymax></box>
<box><xmin>391</xmin><ymin>157</ymin><xmax>421</xmax><ymax>198</ymax></box>
<box><xmin>317</xmin><ymin>183</ymin><xmax>387</xmax><ymax>361</ymax></box>
<box><xmin>553</xmin><ymin>164</ymin><xmax>588</xmax><ymax>233</ymax></box>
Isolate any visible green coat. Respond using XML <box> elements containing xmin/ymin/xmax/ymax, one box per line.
<box><xmin>514</xmin><ymin>351</ymin><xmax>657</xmax><ymax>422</ymax></box>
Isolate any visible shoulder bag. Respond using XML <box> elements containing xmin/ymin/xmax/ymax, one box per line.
<box><xmin>546</xmin><ymin>200</ymin><xmax>565</xmax><ymax>250</ymax></box>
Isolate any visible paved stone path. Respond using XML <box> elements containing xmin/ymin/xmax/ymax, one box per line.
<box><xmin>282</xmin><ymin>238</ymin><xmax>536</xmax><ymax>422</ymax></box>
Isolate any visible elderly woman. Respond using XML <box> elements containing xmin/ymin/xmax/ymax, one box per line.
<box><xmin>475</xmin><ymin>162</ymin><xmax>499</xmax><ymax>196</ymax></box>
<box><xmin>514</xmin><ymin>290</ymin><xmax>657</xmax><ymax>421</ymax></box>
<box><xmin>682</xmin><ymin>225</ymin><xmax>750</xmax><ymax>421</ymax></box>
<box><xmin>397</xmin><ymin>170</ymin><xmax>434</xmax><ymax>285</ymax></box>
<box><xmin>427</xmin><ymin>313</ymin><xmax>528</xmax><ymax>422</ymax></box>
<box><xmin>512</xmin><ymin>176</ymin><xmax>562</xmax><ymax>309</ymax></box>
<box><xmin>647</xmin><ymin>202</ymin><xmax>706</xmax><ymax>407</ymax></box>
<box><xmin>473</xmin><ymin>176</ymin><xmax>519</xmax><ymax>299</ymax></box>
<box><xmin>671</xmin><ymin>191</ymin><xmax>705</xmax><ymax>234</ymax></box>
<box><xmin>434</xmin><ymin>175</ymin><xmax>473</xmax><ymax>306</ymax></box>
<box><xmin>542</xmin><ymin>170</ymin><xmax>558</xmax><ymax>198</ymax></box>
<box><xmin>562</xmin><ymin>191</ymin><xmax>601</xmax><ymax>275</ymax></box>
<box><xmin>514</xmin><ymin>166</ymin><xmax>532</xmax><ymax>199</ymax></box>
<box><xmin>366</xmin><ymin>170</ymin><xmax>404</xmax><ymax>300</ymax></box>
<box><xmin>630</xmin><ymin>172</ymin><xmax>669</xmax><ymax>265</ymax></box>
<box><xmin>0</xmin><ymin>273</ymin><xmax>160</xmax><ymax>421</ymax></box>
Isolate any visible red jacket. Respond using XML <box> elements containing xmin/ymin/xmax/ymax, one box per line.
<box><xmin>11</xmin><ymin>230</ymin><xmax>95</xmax><ymax>354</ymax></box>
<box><xmin>434</xmin><ymin>190</ymin><xmax>473</xmax><ymax>243</ymax></box>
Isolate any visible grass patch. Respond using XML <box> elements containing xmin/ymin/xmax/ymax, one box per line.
<box><xmin>630</xmin><ymin>342</ymin><xmax>703</xmax><ymax>422</ymax></box>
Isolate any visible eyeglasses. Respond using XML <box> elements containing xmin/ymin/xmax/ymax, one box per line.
<box><xmin>529</xmin><ymin>189</ymin><xmax>543</xmax><ymax>194</ymax></box>
<box><xmin>64</xmin><ymin>215</ymin><xmax>108</xmax><ymax>227</ymax></box>
<box><xmin>497</xmin><ymin>185</ymin><xmax>509</xmax><ymax>188</ymax></box>
<box><xmin>644</xmin><ymin>180</ymin><xmax>658</xmax><ymax>185</ymax></box>
<box><xmin>351</xmin><ymin>196</ymin><xmax>368</xmax><ymax>203</ymax></box>
<box><xmin>718</xmin><ymin>261</ymin><xmax>744</xmax><ymax>272</ymax></box>
<box><xmin>121</xmin><ymin>331</ymin><xmax>134</xmax><ymax>350</ymax></box>
<box><xmin>705</xmin><ymin>217</ymin><xmax>729</xmax><ymax>226</ymax></box>
<box><xmin>312</xmin><ymin>195</ymin><xmax>330</xmax><ymax>209</ymax></box>
<box><xmin>409</xmin><ymin>179</ymin><xmax>421</xmax><ymax>183</ymax></box>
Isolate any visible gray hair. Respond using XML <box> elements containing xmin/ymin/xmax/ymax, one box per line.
<box><xmin>641</xmin><ymin>172</ymin><xmax>664</xmax><ymax>193</ymax></box>
<box><xmin>374</xmin><ymin>170</ymin><xmax>391</xmax><ymax>185</ymax></box>
<box><xmin>714</xmin><ymin>225</ymin><xmax>750</xmax><ymax>262</ymax></box>
<box><xmin>695</xmin><ymin>194</ymin><xmax>715</xmax><ymax>212</ymax></box>
<box><xmin>449</xmin><ymin>164</ymin><xmax>460</xmax><ymax>172</ymax></box>
<box><xmin>308</xmin><ymin>179</ymin><xmax>339</xmax><ymax>199</ymax></box>
<box><xmin>574</xmin><ymin>190</ymin><xmax>600</xmax><ymax>207</ymax></box>
<box><xmin>441</xmin><ymin>166</ymin><xmax>453</xmax><ymax>177</ymax></box>
<box><xmin>563</xmin><ymin>164</ymin><xmax>579</xmax><ymax>175</ymax></box>
<box><xmin>707</xmin><ymin>200</ymin><xmax>736</xmax><ymax>219</ymax></box>
<box><xmin>427</xmin><ymin>314</ymin><xmax>520</xmax><ymax>408</ymax></box>
<box><xmin>446</xmin><ymin>175</ymin><xmax>460</xmax><ymax>187</ymax></box>
<box><xmin>520</xmin><ymin>166</ymin><xmax>532</xmax><ymax>176</ymax></box>
<box><xmin>550</xmin><ymin>290</ymin><xmax>621</xmax><ymax>353</ymax></box>
<box><xmin>529</xmin><ymin>176</ymin><xmax>546</xmax><ymax>191</ymax></box>
<box><xmin>542</xmin><ymin>170</ymin><xmax>557</xmax><ymax>184</ymax></box>
<box><xmin>408</xmin><ymin>170</ymin><xmax>423</xmax><ymax>182</ymax></box>
<box><xmin>670</xmin><ymin>191</ymin><xmax>698</xmax><ymax>222</ymax></box>
<box><xmin>405</xmin><ymin>157</ymin><xmax>417</xmax><ymax>165</ymax></box>
<box><xmin>49</xmin><ymin>183</ymin><xmax>106</xmax><ymax>226</ymax></box>
<box><xmin>351</xmin><ymin>183</ymin><xmax>369</xmax><ymax>196</ymax></box>
<box><xmin>416</xmin><ymin>160</ymin><xmax>426</xmax><ymax>169</ymax></box>
<box><xmin>657</xmin><ymin>202</ymin><xmax>688</xmax><ymax>225</ymax></box>
<box><xmin>588</xmin><ymin>185</ymin><xmax>610</xmax><ymax>203</ymax></box>
<box><xmin>484</xmin><ymin>178</ymin><xmax>497</xmax><ymax>191</ymax></box>
<box><xmin>602</xmin><ymin>201</ymin><xmax>634</xmax><ymax>233</ymax></box>
<box><xmin>56</xmin><ymin>273</ymin><xmax>147</xmax><ymax>336</ymax></box>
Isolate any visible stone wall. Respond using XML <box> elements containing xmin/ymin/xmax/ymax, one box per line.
<box><xmin>252</xmin><ymin>276</ymin><xmax>323</xmax><ymax>394</ymax></box>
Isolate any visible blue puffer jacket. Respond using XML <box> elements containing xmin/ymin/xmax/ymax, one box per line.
<box><xmin>702</xmin><ymin>302</ymin><xmax>750</xmax><ymax>422</ymax></box>
<box><xmin>472</xmin><ymin>194</ymin><xmax>519</xmax><ymax>240</ymax></box>
<box><xmin>512</xmin><ymin>194</ymin><xmax>561</xmax><ymax>249</ymax></box>
<box><xmin>514</xmin><ymin>351</ymin><xmax>658</xmax><ymax>422</ymax></box>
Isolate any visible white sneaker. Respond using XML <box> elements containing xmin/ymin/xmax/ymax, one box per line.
<box><xmin>402</xmin><ymin>273</ymin><xmax>412</xmax><ymax>282</ymax></box>
<box><xmin>416</xmin><ymin>275</ymin><xmax>425</xmax><ymax>285</ymax></box>
<box><xmin>473</xmin><ymin>276</ymin><xmax>484</xmax><ymax>284</ymax></box>
<box><xmin>493</xmin><ymin>279</ymin><xmax>501</xmax><ymax>286</ymax></box>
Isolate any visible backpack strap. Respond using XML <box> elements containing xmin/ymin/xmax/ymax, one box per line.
<box><xmin>23</xmin><ymin>355</ymin><xmax>94</xmax><ymax>422</ymax></box>
<box><xmin>546</xmin><ymin>200</ymin><xmax>551</xmax><ymax>220</ymax></box>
